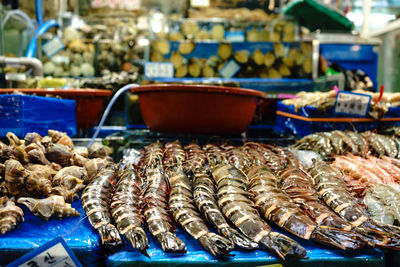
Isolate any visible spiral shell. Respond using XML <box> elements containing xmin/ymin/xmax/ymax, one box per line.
<box><xmin>25</xmin><ymin>143</ymin><xmax>45</xmax><ymax>153</ymax></box>
<box><xmin>40</xmin><ymin>136</ymin><xmax>53</xmax><ymax>147</ymax></box>
<box><xmin>53</xmin><ymin>166</ymin><xmax>88</xmax><ymax>185</ymax></box>
<box><xmin>45</xmin><ymin>143</ymin><xmax>72</xmax><ymax>167</ymax></box>
<box><xmin>26</xmin><ymin>164</ymin><xmax>58</xmax><ymax>178</ymax></box>
<box><xmin>17</xmin><ymin>195</ymin><xmax>79</xmax><ymax>221</ymax></box>
<box><xmin>5</xmin><ymin>159</ymin><xmax>29</xmax><ymax>196</ymax></box>
<box><xmin>0</xmin><ymin>141</ymin><xmax>15</xmax><ymax>162</ymax></box>
<box><xmin>51</xmin><ymin>167</ymin><xmax>86</xmax><ymax>202</ymax></box>
<box><xmin>6</xmin><ymin>132</ymin><xmax>29</xmax><ymax>163</ymax></box>
<box><xmin>75</xmin><ymin>147</ymin><xmax>89</xmax><ymax>158</ymax></box>
<box><xmin>24</xmin><ymin>168</ymin><xmax>52</xmax><ymax>197</ymax></box>
<box><xmin>48</xmin><ymin>130</ymin><xmax>74</xmax><ymax>151</ymax></box>
<box><xmin>70</xmin><ymin>152</ymin><xmax>89</xmax><ymax>167</ymax></box>
<box><xmin>0</xmin><ymin>196</ymin><xmax>24</xmax><ymax>234</ymax></box>
<box><xmin>51</xmin><ymin>181</ymin><xmax>84</xmax><ymax>202</ymax></box>
<box><xmin>88</xmin><ymin>142</ymin><xmax>112</xmax><ymax>159</ymax></box>
<box><xmin>24</xmin><ymin>132</ymin><xmax>42</xmax><ymax>146</ymax></box>
<box><xmin>48</xmin><ymin>130</ymin><xmax>64</xmax><ymax>143</ymax></box>
<box><xmin>6</xmin><ymin>132</ymin><xmax>22</xmax><ymax>147</ymax></box>
<box><xmin>27</xmin><ymin>148</ymin><xmax>51</xmax><ymax>165</ymax></box>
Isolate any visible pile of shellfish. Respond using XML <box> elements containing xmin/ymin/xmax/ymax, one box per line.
<box><xmin>0</xmin><ymin>130</ymin><xmax>112</xmax><ymax>234</ymax></box>
<box><xmin>82</xmin><ymin>140</ymin><xmax>400</xmax><ymax>259</ymax></box>
<box><xmin>294</xmin><ymin>129</ymin><xmax>400</xmax><ymax>160</ymax></box>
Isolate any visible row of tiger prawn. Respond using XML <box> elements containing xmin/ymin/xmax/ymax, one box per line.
<box><xmin>329</xmin><ymin>154</ymin><xmax>400</xmax><ymax>227</ymax></box>
<box><xmin>294</xmin><ymin>129</ymin><xmax>400</xmax><ymax>159</ymax></box>
<box><xmin>293</xmin><ymin>128</ymin><xmax>400</xmax><ymax>228</ymax></box>
<box><xmin>82</xmin><ymin>140</ymin><xmax>400</xmax><ymax>259</ymax></box>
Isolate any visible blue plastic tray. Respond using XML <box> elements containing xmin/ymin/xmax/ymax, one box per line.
<box><xmin>107</xmin><ymin>227</ymin><xmax>383</xmax><ymax>267</ymax></box>
<box><xmin>0</xmin><ymin>94</ymin><xmax>77</xmax><ymax>138</ymax></box>
<box><xmin>0</xmin><ymin>198</ymin><xmax>103</xmax><ymax>267</ymax></box>
<box><xmin>145</xmin><ymin>77</ymin><xmax>316</xmax><ymax>93</ymax></box>
<box><xmin>274</xmin><ymin>101</ymin><xmax>400</xmax><ymax>136</ymax></box>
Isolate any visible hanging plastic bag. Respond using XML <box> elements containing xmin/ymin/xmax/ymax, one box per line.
<box><xmin>2</xmin><ymin>10</ymin><xmax>36</xmax><ymax>57</ymax></box>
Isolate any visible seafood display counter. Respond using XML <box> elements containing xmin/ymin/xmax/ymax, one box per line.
<box><xmin>0</xmin><ymin>196</ymin><xmax>103</xmax><ymax>266</ymax></box>
<box><xmin>2</xmin><ymin>128</ymin><xmax>400</xmax><ymax>267</ymax></box>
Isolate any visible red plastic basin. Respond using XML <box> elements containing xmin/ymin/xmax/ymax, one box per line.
<box><xmin>0</xmin><ymin>88</ymin><xmax>111</xmax><ymax>130</ymax></box>
<box><xmin>131</xmin><ymin>84</ymin><xmax>265</xmax><ymax>134</ymax></box>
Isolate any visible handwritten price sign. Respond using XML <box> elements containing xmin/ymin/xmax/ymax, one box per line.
<box><xmin>7</xmin><ymin>237</ymin><xmax>82</xmax><ymax>267</ymax></box>
<box><xmin>190</xmin><ymin>0</ymin><xmax>210</xmax><ymax>7</ymax></box>
<box><xmin>334</xmin><ymin>91</ymin><xmax>371</xmax><ymax>116</ymax></box>
<box><xmin>144</xmin><ymin>62</ymin><xmax>174</xmax><ymax>78</ymax></box>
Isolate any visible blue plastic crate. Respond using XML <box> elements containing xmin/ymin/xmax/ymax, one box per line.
<box><xmin>274</xmin><ymin>101</ymin><xmax>400</xmax><ymax>136</ymax></box>
<box><xmin>320</xmin><ymin>44</ymin><xmax>378</xmax><ymax>90</ymax></box>
<box><xmin>0</xmin><ymin>94</ymin><xmax>77</xmax><ymax>138</ymax></box>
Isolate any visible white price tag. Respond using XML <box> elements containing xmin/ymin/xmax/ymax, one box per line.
<box><xmin>7</xmin><ymin>237</ymin><xmax>82</xmax><ymax>267</ymax></box>
<box><xmin>225</xmin><ymin>31</ymin><xmax>245</xmax><ymax>42</ymax></box>
<box><xmin>137</xmin><ymin>16</ymin><xmax>149</xmax><ymax>31</ymax></box>
<box><xmin>124</xmin><ymin>0</ymin><xmax>141</xmax><ymax>10</ymax></box>
<box><xmin>145</xmin><ymin>62</ymin><xmax>174</xmax><ymax>78</ymax></box>
<box><xmin>42</xmin><ymin>37</ymin><xmax>65</xmax><ymax>58</ymax></box>
<box><xmin>52</xmin><ymin>55</ymin><xmax>70</xmax><ymax>65</ymax></box>
<box><xmin>6</xmin><ymin>73</ymin><xmax>27</xmax><ymax>81</ymax></box>
<box><xmin>91</xmin><ymin>0</ymin><xmax>141</xmax><ymax>10</ymax></box>
<box><xmin>334</xmin><ymin>91</ymin><xmax>371</xmax><ymax>116</ymax></box>
<box><xmin>190</xmin><ymin>0</ymin><xmax>210</xmax><ymax>7</ymax></box>
<box><xmin>219</xmin><ymin>60</ymin><xmax>240</xmax><ymax>78</ymax></box>
<box><xmin>5</xmin><ymin>61</ymin><xmax>20</xmax><ymax>68</ymax></box>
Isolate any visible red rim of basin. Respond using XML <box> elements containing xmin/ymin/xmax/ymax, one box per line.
<box><xmin>130</xmin><ymin>84</ymin><xmax>266</xmax><ymax>98</ymax></box>
<box><xmin>0</xmin><ymin>88</ymin><xmax>112</xmax><ymax>96</ymax></box>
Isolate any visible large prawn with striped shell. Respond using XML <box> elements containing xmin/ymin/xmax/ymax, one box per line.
<box><xmin>165</xmin><ymin>141</ymin><xmax>234</xmax><ymax>257</ymax></box>
<box><xmin>204</xmin><ymin>144</ymin><xmax>307</xmax><ymax>260</ymax></box>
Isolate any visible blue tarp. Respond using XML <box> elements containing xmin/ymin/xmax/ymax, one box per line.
<box><xmin>0</xmin><ymin>194</ymin><xmax>385</xmax><ymax>267</ymax></box>
<box><xmin>274</xmin><ymin>101</ymin><xmax>400</xmax><ymax>136</ymax></box>
<box><xmin>107</xmin><ymin>227</ymin><xmax>383</xmax><ymax>267</ymax></box>
<box><xmin>0</xmin><ymin>198</ymin><xmax>103</xmax><ymax>267</ymax></box>
<box><xmin>0</xmin><ymin>94</ymin><xmax>77</xmax><ymax>138</ymax></box>
<box><xmin>147</xmin><ymin>77</ymin><xmax>317</xmax><ymax>93</ymax></box>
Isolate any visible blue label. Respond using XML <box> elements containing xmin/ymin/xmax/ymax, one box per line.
<box><xmin>42</xmin><ymin>37</ymin><xmax>65</xmax><ymax>58</ymax></box>
<box><xmin>6</xmin><ymin>237</ymin><xmax>82</xmax><ymax>267</ymax></box>
<box><xmin>334</xmin><ymin>91</ymin><xmax>371</xmax><ymax>117</ymax></box>
<box><xmin>225</xmin><ymin>31</ymin><xmax>245</xmax><ymax>42</ymax></box>
<box><xmin>144</xmin><ymin>62</ymin><xmax>174</xmax><ymax>78</ymax></box>
<box><xmin>219</xmin><ymin>60</ymin><xmax>240</xmax><ymax>78</ymax></box>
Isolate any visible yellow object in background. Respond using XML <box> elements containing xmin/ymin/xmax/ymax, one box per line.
<box><xmin>38</xmin><ymin>78</ymin><xmax>68</xmax><ymax>88</ymax></box>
